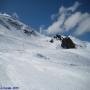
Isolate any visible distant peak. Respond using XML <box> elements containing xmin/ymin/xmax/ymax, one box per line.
<box><xmin>0</xmin><ymin>12</ymin><xmax>11</xmax><ymax>17</ymax></box>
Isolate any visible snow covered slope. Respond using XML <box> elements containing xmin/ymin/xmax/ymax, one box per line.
<box><xmin>0</xmin><ymin>13</ymin><xmax>90</xmax><ymax>90</ymax></box>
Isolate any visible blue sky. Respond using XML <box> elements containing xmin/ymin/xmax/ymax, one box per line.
<box><xmin>0</xmin><ymin>0</ymin><xmax>60</xmax><ymax>28</ymax></box>
<box><xmin>0</xmin><ymin>0</ymin><xmax>90</xmax><ymax>41</ymax></box>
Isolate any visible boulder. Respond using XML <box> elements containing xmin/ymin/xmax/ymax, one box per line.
<box><xmin>61</xmin><ymin>37</ymin><xmax>75</xmax><ymax>49</ymax></box>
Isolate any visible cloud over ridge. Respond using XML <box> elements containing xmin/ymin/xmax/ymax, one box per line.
<box><xmin>47</xmin><ymin>1</ymin><xmax>90</xmax><ymax>36</ymax></box>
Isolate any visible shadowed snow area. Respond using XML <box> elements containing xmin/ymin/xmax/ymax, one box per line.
<box><xmin>0</xmin><ymin>13</ymin><xmax>90</xmax><ymax>90</ymax></box>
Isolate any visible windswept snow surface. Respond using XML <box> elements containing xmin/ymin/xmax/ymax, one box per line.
<box><xmin>0</xmin><ymin>13</ymin><xmax>90</xmax><ymax>90</ymax></box>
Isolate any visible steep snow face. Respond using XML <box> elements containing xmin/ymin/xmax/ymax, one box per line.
<box><xmin>0</xmin><ymin>13</ymin><xmax>40</xmax><ymax>38</ymax></box>
<box><xmin>0</xmin><ymin>13</ymin><xmax>90</xmax><ymax>90</ymax></box>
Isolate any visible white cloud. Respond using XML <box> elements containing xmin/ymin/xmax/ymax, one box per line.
<box><xmin>51</xmin><ymin>14</ymin><xmax>58</xmax><ymax>20</ymax></box>
<box><xmin>64</xmin><ymin>12</ymin><xmax>81</xmax><ymax>31</ymax></box>
<box><xmin>74</xmin><ymin>15</ymin><xmax>90</xmax><ymax>35</ymax></box>
<box><xmin>48</xmin><ymin>14</ymin><xmax>65</xmax><ymax>34</ymax></box>
<box><xmin>59</xmin><ymin>2</ymin><xmax>80</xmax><ymax>14</ymax></box>
<box><xmin>67</xmin><ymin>1</ymin><xmax>80</xmax><ymax>12</ymax></box>
<box><xmin>46</xmin><ymin>1</ymin><xmax>90</xmax><ymax>36</ymax></box>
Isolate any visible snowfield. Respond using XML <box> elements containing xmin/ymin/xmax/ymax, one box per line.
<box><xmin>0</xmin><ymin>13</ymin><xmax>90</xmax><ymax>90</ymax></box>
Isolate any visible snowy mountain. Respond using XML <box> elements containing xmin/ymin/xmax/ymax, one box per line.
<box><xmin>0</xmin><ymin>13</ymin><xmax>90</xmax><ymax>90</ymax></box>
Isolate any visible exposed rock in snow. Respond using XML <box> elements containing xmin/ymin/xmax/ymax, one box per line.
<box><xmin>61</xmin><ymin>37</ymin><xmax>76</xmax><ymax>49</ymax></box>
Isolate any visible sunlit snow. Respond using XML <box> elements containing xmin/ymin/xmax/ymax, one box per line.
<box><xmin>0</xmin><ymin>13</ymin><xmax>90</xmax><ymax>90</ymax></box>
